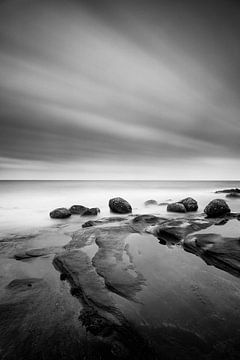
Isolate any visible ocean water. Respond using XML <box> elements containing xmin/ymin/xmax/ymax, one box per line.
<box><xmin>0</xmin><ymin>180</ymin><xmax>240</xmax><ymax>233</ymax></box>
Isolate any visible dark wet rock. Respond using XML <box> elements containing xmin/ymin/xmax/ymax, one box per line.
<box><xmin>15</xmin><ymin>246</ymin><xmax>62</xmax><ymax>260</ymax></box>
<box><xmin>53</xmin><ymin>244</ymin><xmax>155</xmax><ymax>359</ymax></box>
<box><xmin>179</xmin><ymin>197</ymin><xmax>198</xmax><ymax>212</ymax></box>
<box><xmin>131</xmin><ymin>215</ymin><xmax>167</xmax><ymax>233</ymax></box>
<box><xmin>109</xmin><ymin>197</ymin><xmax>132</xmax><ymax>214</ymax></box>
<box><xmin>82</xmin><ymin>216</ymin><xmax>126</xmax><ymax>228</ymax></box>
<box><xmin>92</xmin><ymin>228</ymin><xmax>145</xmax><ymax>301</ymax></box>
<box><xmin>204</xmin><ymin>199</ymin><xmax>231</xmax><ymax>217</ymax></box>
<box><xmin>79</xmin><ymin>307</ymin><xmax>115</xmax><ymax>337</ymax></box>
<box><xmin>49</xmin><ymin>207</ymin><xmax>71</xmax><ymax>219</ymax></box>
<box><xmin>82</xmin><ymin>220</ymin><xmax>95</xmax><ymax>228</ymax></box>
<box><xmin>69</xmin><ymin>205</ymin><xmax>88</xmax><ymax>215</ymax></box>
<box><xmin>132</xmin><ymin>214</ymin><xmax>163</xmax><ymax>224</ymax></box>
<box><xmin>215</xmin><ymin>188</ymin><xmax>240</xmax><ymax>194</ymax></box>
<box><xmin>6</xmin><ymin>278</ymin><xmax>44</xmax><ymax>291</ymax></box>
<box><xmin>144</xmin><ymin>199</ymin><xmax>158</xmax><ymax>206</ymax></box>
<box><xmin>167</xmin><ymin>202</ymin><xmax>186</xmax><ymax>213</ymax></box>
<box><xmin>215</xmin><ymin>218</ymin><xmax>229</xmax><ymax>225</ymax></box>
<box><xmin>183</xmin><ymin>233</ymin><xmax>240</xmax><ymax>278</ymax></box>
<box><xmin>148</xmin><ymin>217</ymin><xmax>213</xmax><ymax>244</ymax></box>
<box><xmin>226</xmin><ymin>192</ymin><xmax>240</xmax><ymax>198</ymax></box>
<box><xmin>158</xmin><ymin>202</ymin><xmax>169</xmax><ymax>206</ymax></box>
<box><xmin>81</xmin><ymin>207</ymin><xmax>100</xmax><ymax>216</ymax></box>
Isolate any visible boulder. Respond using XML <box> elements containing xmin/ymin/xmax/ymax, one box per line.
<box><xmin>49</xmin><ymin>208</ymin><xmax>71</xmax><ymax>219</ymax></box>
<box><xmin>69</xmin><ymin>205</ymin><xmax>88</xmax><ymax>214</ymax></box>
<box><xmin>144</xmin><ymin>199</ymin><xmax>158</xmax><ymax>206</ymax></box>
<box><xmin>81</xmin><ymin>207</ymin><xmax>100</xmax><ymax>216</ymax></box>
<box><xmin>179</xmin><ymin>197</ymin><xmax>198</xmax><ymax>212</ymax></box>
<box><xmin>204</xmin><ymin>199</ymin><xmax>230</xmax><ymax>218</ymax></box>
<box><xmin>109</xmin><ymin>197</ymin><xmax>132</xmax><ymax>214</ymax></box>
<box><xmin>167</xmin><ymin>203</ymin><xmax>186</xmax><ymax>213</ymax></box>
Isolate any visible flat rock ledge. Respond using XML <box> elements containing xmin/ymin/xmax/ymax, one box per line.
<box><xmin>11</xmin><ymin>211</ymin><xmax>240</xmax><ymax>358</ymax></box>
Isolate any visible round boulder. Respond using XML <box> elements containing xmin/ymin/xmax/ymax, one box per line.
<box><xmin>144</xmin><ymin>199</ymin><xmax>158</xmax><ymax>206</ymax></box>
<box><xmin>180</xmin><ymin>197</ymin><xmax>198</xmax><ymax>212</ymax></box>
<box><xmin>49</xmin><ymin>207</ymin><xmax>71</xmax><ymax>219</ymax></box>
<box><xmin>109</xmin><ymin>197</ymin><xmax>132</xmax><ymax>214</ymax></box>
<box><xmin>204</xmin><ymin>199</ymin><xmax>231</xmax><ymax>218</ymax></box>
<box><xmin>69</xmin><ymin>205</ymin><xmax>88</xmax><ymax>215</ymax></box>
<box><xmin>167</xmin><ymin>203</ymin><xmax>186</xmax><ymax>213</ymax></box>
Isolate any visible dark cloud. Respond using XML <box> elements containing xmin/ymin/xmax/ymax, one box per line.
<box><xmin>0</xmin><ymin>0</ymin><xmax>239</xmax><ymax>179</ymax></box>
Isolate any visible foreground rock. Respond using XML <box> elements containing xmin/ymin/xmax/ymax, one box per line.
<box><xmin>69</xmin><ymin>205</ymin><xmax>88</xmax><ymax>214</ymax></box>
<box><xmin>144</xmin><ymin>199</ymin><xmax>158</xmax><ymax>206</ymax></box>
<box><xmin>147</xmin><ymin>217</ymin><xmax>212</xmax><ymax>245</ymax></box>
<box><xmin>50</xmin><ymin>208</ymin><xmax>71</xmax><ymax>219</ymax></box>
<box><xmin>204</xmin><ymin>199</ymin><xmax>230</xmax><ymax>217</ymax></box>
<box><xmin>179</xmin><ymin>197</ymin><xmax>198</xmax><ymax>212</ymax></box>
<box><xmin>167</xmin><ymin>202</ymin><xmax>186</xmax><ymax>213</ymax></box>
<box><xmin>109</xmin><ymin>197</ymin><xmax>132</xmax><ymax>214</ymax></box>
<box><xmin>184</xmin><ymin>233</ymin><xmax>240</xmax><ymax>278</ymax></box>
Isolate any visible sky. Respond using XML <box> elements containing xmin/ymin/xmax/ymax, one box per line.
<box><xmin>0</xmin><ymin>0</ymin><xmax>240</xmax><ymax>180</ymax></box>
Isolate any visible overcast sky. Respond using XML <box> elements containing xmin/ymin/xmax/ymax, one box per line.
<box><xmin>0</xmin><ymin>0</ymin><xmax>240</xmax><ymax>179</ymax></box>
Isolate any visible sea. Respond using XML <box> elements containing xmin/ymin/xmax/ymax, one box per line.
<box><xmin>0</xmin><ymin>180</ymin><xmax>239</xmax><ymax>234</ymax></box>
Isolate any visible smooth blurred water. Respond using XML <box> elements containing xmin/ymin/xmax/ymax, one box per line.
<box><xmin>0</xmin><ymin>180</ymin><xmax>239</xmax><ymax>233</ymax></box>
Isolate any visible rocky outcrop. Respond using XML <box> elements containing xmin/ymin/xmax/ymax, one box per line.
<box><xmin>204</xmin><ymin>199</ymin><xmax>231</xmax><ymax>217</ymax></box>
<box><xmin>147</xmin><ymin>217</ymin><xmax>212</xmax><ymax>245</ymax></box>
<box><xmin>215</xmin><ymin>188</ymin><xmax>240</xmax><ymax>194</ymax></box>
<box><xmin>14</xmin><ymin>246</ymin><xmax>63</xmax><ymax>260</ymax></box>
<box><xmin>179</xmin><ymin>197</ymin><xmax>198</xmax><ymax>212</ymax></box>
<box><xmin>167</xmin><ymin>203</ymin><xmax>186</xmax><ymax>213</ymax></box>
<box><xmin>183</xmin><ymin>233</ymin><xmax>240</xmax><ymax>278</ymax></box>
<box><xmin>81</xmin><ymin>207</ymin><xmax>100</xmax><ymax>216</ymax></box>
<box><xmin>69</xmin><ymin>205</ymin><xmax>88</xmax><ymax>214</ymax></box>
<box><xmin>49</xmin><ymin>208</ymin><xmax>71</xmax><ymax>219</ymax></box>
<box><xmin>144</xmin><ymin>200</ymin><xmax>158</xmax><ymax>206</ymax></box>
<box><xmin>109</xmin><ymin>197</ymin><xmax>132</xmax><ymax>214</ymax></box>
<box><xmin>226</xmin><ymin>192</ymin><xmax>240</xmax><ymax>198</ymax></box>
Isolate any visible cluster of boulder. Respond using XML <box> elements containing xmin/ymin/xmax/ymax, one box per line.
<box><xmin>50</xmin><ymin>205</ymin><xmax>100</xmax><ymax>219</ymax></box>
<box><xmin>167</xmin><ymin>197</ymin><xmax>198</xmax><ymax>213</ymax></box>
<box><xmin>50</xmin><ymin>197</ymin><xmax>132</xmax><ymax>219</ymax></box>
<box><xmin>166</xmin><ymin>197</ymin><xmax>231</xmax><ymax>218</ymax></box>
<box><xmin>50</xmin><ymin>195</ymin><xmax>233</xmax><ymax>220</ymax></box>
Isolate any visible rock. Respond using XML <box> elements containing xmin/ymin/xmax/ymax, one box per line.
<box><xmin>6</xmin><ymin>278</ymin><xmax>44</xmax><ymax>291</ymax></box>
<box><xmin>158</xmin><ymin>202</ymin><xmax>169</xmax><ymax>206</ymax></box>
<box><xmin>69</xmin><ymin>205</ymin><xmax>88</xmax><ymax>214</ymax></box>
<box><xmin>183</xmin><ymin>233</ymin><xmax>240</xmax><ymax>278</ymax></box>
<box><xmin>82</xmin><ymin>220</ymin><xmax>95</xmax><ymax>228</ymax></box>
<box><xmin>204</xmin><ymin>199</ymin><xmax>231</xmax><ymax>217</ymax></box>
<box><xmin>14</xmin><ymin>247</ymin><xmax>62</xmax><ymax>260</ymax></box>
<box><xmin>167</xmin><ymin>203</ymin><xmax>186</xmax><ymax>213</ymax></box>
<box><xmin>149</xmin><ymin>217</ymin><xmax>212</xmax><ymax>244</ymax></box>
<box><xmin>81</xmin><ymin>207</ymin><xmax>100</xmax><ymax>216</ymax></box>
<box><xmin>226</xmin><ymin>192</ymin><xmax>240</xmax><ymax>198</ymax></box>
<box><xmin>144</xmin><ymin>199</ymin><xmax>158</xmax><ymax>206</ymax></box>
<box><xmin>109</xmin><ymin>197</ymin><xmax>132</xmax><ymax>214</ymax></box>
<box><xmin>49</xmin><ymin>208</ymin><xmax>71</xmax><ymax>219</ymax></box>
<box><xmin>215</xmin><ymin>188</ymin><xmax>240</xmax><ymax>194</ymax></box>
<box><xmin>179</xmin><ymin>197</ymin><xmax>198</xmax><ymax>212</ymax></box>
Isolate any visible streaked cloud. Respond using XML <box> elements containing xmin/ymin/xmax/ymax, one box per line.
<box><xmin>0</xmin><ymin>0</ymin><xmax>239</xmax><ymax>179</ymax></box>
